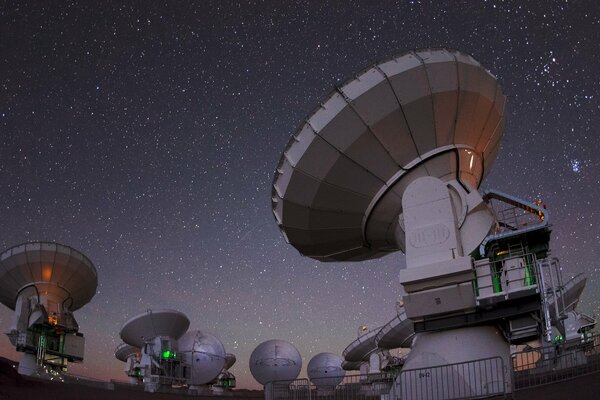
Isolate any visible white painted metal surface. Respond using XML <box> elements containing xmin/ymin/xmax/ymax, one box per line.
<box><xmin>249</xmin><ymin>339</ymin><xmax>302</xmax><ymax>385</ymax></box>
<box><xmin>120</xmin><ymin>309</ymin><xmax>190</xmax><ymax>348</ymax></box>
<box><xmin>307</xmin><ymin>352</ymin><xmax>345</xmax><ymax>387</ymax></box>
<box><xmin>178</xmin><ymin>329</ymin><xmax>225</xmax><ymax>385</ymax></box>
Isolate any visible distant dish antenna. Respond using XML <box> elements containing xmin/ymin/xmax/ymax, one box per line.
<box><xmin>120</xmin><ymin>309</ymin><xmax>190</xmax><ymax>392</ymax></box>
<box><xmin>115</xmin><ymin>343</ymin><xmax>140</xmax><ymax>362</ymax></box>
<box><xmin>115</xmin><ymin>343</ymin><xmax>142</xmax><ymax>384</ymax></box>
<box><xmin>272</xmin><ymin>49</ymin><xmax>505</xmax><ymax>262</ymax></box>
<box><xmin>178</xmin><ymin>330</ymin><xmax>226</xmax><ymax>386</ymax></box>
<box><xmin>120</xmin><ymin>309</ymin><xmax>190</xmax><ymax>348</ymax></box>
<box><xmin>212</xmin><ymin>352</ymin><xmax>237</xmax><ymax>393</ymax></box>
<box><xmin>224</xmin><ymin>352</ymin><xmax>237</xmax><ymax>370</ymax></box>
<box><xmin>307</xmin><ymin>352</ymin><xmax>345</xmax><ymax>390</ymax></box>
<box><xmin>249</xmin><ymin>339</ymin><xmax>302</xmax><ymax>386</ymax></box>
<box><xmin>0</xmin><ymin>242</ymin><xmax>98</xmax><ymax>376</ymax></box>
<box><xmin>212</xmin><ymin>352</ymin><xmax>238</xmax><ymax>393</ymax></box>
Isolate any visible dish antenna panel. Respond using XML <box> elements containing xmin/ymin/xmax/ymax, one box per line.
<box><xmin>0</xmin><ymin>242</ymin><xmax>97</xmax><ymax>376</ymax></box>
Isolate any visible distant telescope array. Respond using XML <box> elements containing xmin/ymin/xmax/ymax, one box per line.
<box><xmin>115</xmin><ymin>308</ymin><xmax>236</xmax><ymax>394</ymax></box>
<box><xmin>0</xmin><ymin>241</ymin><xmax>347</xmax><ymax>395</ymax></box>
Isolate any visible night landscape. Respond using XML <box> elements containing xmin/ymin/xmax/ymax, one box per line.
<box><xmin>1</xmin><ymin>1</ymin><xmax>600</xmax><ymax>399</ymax></box>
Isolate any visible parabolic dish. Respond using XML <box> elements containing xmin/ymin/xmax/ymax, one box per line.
<box><xmin>224</xmin><ymin>353</ymin><xmax>237</xmax><ymax>370</ymax></box>
<box><xmin>178</xmin><ymin>330</ymin><xmax>226</xmax><ymax>385</ymax></box>
<box><xmin>249</xmin><ymin>339</ymin><xmax>302</xmax><ymax>385</ymax></box>
<box><xmin>341</xmin><ymin>360</ymin><xmax>363</xmax><ymax>371</ymax></box>
<box><xmin>115</xmin><ymin>343</ymin><xmax>140</xmax><ymax>362</ymax></box>
<box><xmin>120</xmin><ymin>309</ymin><xmax>190</xmax><ymax>348</ymax></box>
<box><xmin>272</xmin><ymin>48</ymin><xmax>506</xmax><ymax>261</ymax></box>
<box><xmin>0</xmin><ymin>242</ymin><xmax>98</xmax><ymax>311</ymax></box>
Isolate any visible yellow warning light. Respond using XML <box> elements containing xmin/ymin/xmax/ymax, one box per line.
<box><xmin>48</xmin><ymin>315</ymin><xmax>58</xmax><ymax>325</ymax></box>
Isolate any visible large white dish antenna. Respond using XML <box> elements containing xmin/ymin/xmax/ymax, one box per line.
<box><xmin>307</xmin><ymin>352</ymin><xmax>345</xmax><ymax>387</ymax></box>
<box><xmin>249</xmin><ymin>339</ymin><xmax>302</xmax><ymax>385</ymax></box>
<box><xmin>0</xmin><ymin>242</ymin><xmax>98</xmax><ymax>311</ymax></box>
<box><xmin>120</xmin><ymin>309</ymin><xmax>190</xmax><ymax>348</ymax></box>
<box><xmin>272</xmin><ymin>49</ymin><xmax>506</xmax><ymax>261</ymax></box>
<box><xmin>178</xmin><ymin>330</ymin><xmax>226</xmax><ymax>385</ymax></box>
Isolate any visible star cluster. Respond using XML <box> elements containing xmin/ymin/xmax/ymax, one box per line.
<box><xmin>0</xmin><ymin>0</ymin><xmax>599</xmax><ymax>389</ymax></box>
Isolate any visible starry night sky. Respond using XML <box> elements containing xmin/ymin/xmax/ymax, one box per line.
<box><xmin>1</xmin><ymin>0</ymin><xmax>599</xmax><ymax>389</ymax></box>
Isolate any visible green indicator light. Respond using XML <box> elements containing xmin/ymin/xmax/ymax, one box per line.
<box><xmin>161</xmin><ymin>350</ymin><xmax>176</xmax><ymax>359</ymax></box>
<box><xmin>553</xmin><ymin>335</ymin><xmax>565</xmax><ymax>344</ymax></box>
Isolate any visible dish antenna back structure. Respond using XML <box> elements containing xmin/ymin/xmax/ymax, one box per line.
<box><xmin>120</xmin><ymin>309</ymin><xmax>190</xmax><ymax>392</ymax></box>
<box><xmin>0</xmin><ymin>242</ymin><xmax>98</xmax><ymax>376</ymax></box>
<box><xmin>272</xmin><ymin>49</ymin><xmax>514</xmax><ymax>395</ymax></box>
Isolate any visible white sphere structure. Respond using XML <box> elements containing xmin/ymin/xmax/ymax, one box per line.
<box><xmin>178</xmin><ymin>330</ymin><xmax>226</xmax><ymax>386</ymax></box>
<box><xmin>249</xmin><ymin>339</ymin><xmax>302</xmax><ymax>385</ymax></box>
<box><xmin>307</xmin><ymin>352</ymin><xmax>345</xmax><ymax>388</ymax></box>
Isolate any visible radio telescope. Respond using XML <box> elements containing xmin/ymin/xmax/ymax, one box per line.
<box><xmin>224</xmin><ymin>352</ymin><xmax>237</xmax><ymax>370</ymax></box>
<box><xmin>0</xmin><ymin>242</ymin><xmax>97</xmax><ymax>376</ymax></box>
<box><xmin>114</xmin><ymin>342</ymin><xmax>141</xmax><ymax>384</ymax></box>
<box><xmin>120</xmin><ymin>309</ymin><xmax>190</xmax><ymax>392</ymax></box>
<box><xmin>272</xmin><ymin>48</ymin><xmax>513</xmax><ymax>396</ymax></box>
<box><xmin>212</xmin><ymin>352</ymin><xmax>237</xmax><ymax>393</ymax></box>
<box><xmin>273</xmin><ymin>47</ymin><xmax>598</xmax><ymax>399</ymax></box>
